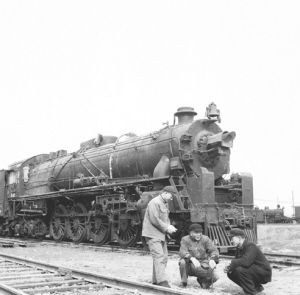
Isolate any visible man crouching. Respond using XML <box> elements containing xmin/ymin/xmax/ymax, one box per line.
<box><xmin>225</xmin><ymin>228</ymin><xmax>272</xmax><ymax>295</ymax></box>
<box><xmin>178</xmin><ymin>224</ymin><xmax>219</xmax><ymax>288</ymax></box>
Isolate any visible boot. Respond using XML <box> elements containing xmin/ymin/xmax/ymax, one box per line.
<box><xmin>256</xmin><ymin>285</ymin><xmax>264</xmax><ymax>293</ymax></box>
<box><xmin>197</xmin><ymin>277</ymin><xmax>203</xmax><ymax>288</ymax></box>
<box><xmin>158</xmin><ymin>281</ymin><xmax>171</xmax><ymax>288</ymax></box>
<box><xmin>197</xmin><ymin>277</ymin><xmax>210</xmax><ymax>289</ymax></box>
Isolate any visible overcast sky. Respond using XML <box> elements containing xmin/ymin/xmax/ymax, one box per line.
<box><xmin>0</xmin><ymin>1</ymin><xmax>299</xmax><ymax>216</ymax></box>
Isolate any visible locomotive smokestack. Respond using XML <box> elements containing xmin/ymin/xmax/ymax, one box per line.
<box><xmin>174</xmin><ymin>107</ymin><xmax>197</xmax><ymax>125</ymax></box>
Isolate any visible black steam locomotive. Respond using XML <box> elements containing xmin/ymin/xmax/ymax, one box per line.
<box><xmin>255</xmin><ymin>206</ymin><xmax>291</xmax><ymax>223</ymax></box>
<box><xmin>0</xmin><ymin>103</ymin><xmax>256</xmax><ymax>252</ymax></box>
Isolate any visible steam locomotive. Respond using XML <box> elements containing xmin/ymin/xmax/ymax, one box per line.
<box><xmin>255</xmin><ymin>206</ymin><xmax>291</xmax><ymax>223</ymax></box>
<box><xmin>0</xmin><ymin>103</ymin><xmax>256</xmax><ymax>252</ymax></box>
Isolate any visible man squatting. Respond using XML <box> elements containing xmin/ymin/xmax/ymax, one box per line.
<box><xmin>225</xmin><ymin>228</ymin><xmax>272</xmax><ymax>295</ymax></box>
<box><xmin>179</xmin><ymin>223</ymin><xmax>219</xmax><ymax>288</ymax></box>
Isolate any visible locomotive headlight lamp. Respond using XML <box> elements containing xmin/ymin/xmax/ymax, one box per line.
<box><xmin>205</xmin><ymin>131</ymin><xmax>236</xmax><ymax>149</ymax></box>
<box><xmin>221</xmin><ymin>131</ymin><xmax>236</xmax><ymax>148</ymax></box>
<box><xmin>206</xmin><ymin>102</ymin><xmax>221</xmax><ymax>122</ymax></box>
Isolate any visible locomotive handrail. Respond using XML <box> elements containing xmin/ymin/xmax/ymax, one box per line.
<box><xmin>52</xmin><ymin>155</ymin><xmax>74</xmax><ymax>181</ymax></box>
<box><xmin>215</xmin><ymin>185</ymin><xmax>239</xmax><ymax>189</ymax></box>
<box><xmin>10</xmin><ymin>176</ymin><xmax>170</xmax><ymax>201</ymax></box>
<box><xmin>82</xmin><ymin>154</ymin><xmax>109</xmax><ymax>178</ymax></box>
<box><xmin>28</xmin><ymin>136</ymin><xmax>180</xmax><ymax>176</ymax></box>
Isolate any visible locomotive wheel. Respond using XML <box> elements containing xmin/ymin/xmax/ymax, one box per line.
<box><xmin>50</xmin><ymin>205</ymin><xmax>68</xmax><ymax>242</ymax></box>
<box><xmin>34</xmin><ymin>218</ymin><xmax>47</xmax><ymax>240</ymax></box>
<box><xmin>18</xmin><ymin>220</ymin><xmax>27</xmax><ymax>238</ymax></box>
<box><xmin>88</xmin><ymin>205</ymin><xmax>110</xmax><ymax>245</ymax></box>
<box><xmin>68</xmin><ymin>203</ymin><xmax>87</xmax><ymax>243</ymax></box>
<box><xmin>3</xmin><ymin>225</ymin><xmax>13</xmax><ymax>237</ymax></box>
<box><xmin>21</xmin><ymin>223</ymin><xmax>31</xmax><ymax>239</ymax></box>
<box><xmin>116</xmin><ymin>212</ymin><xmax>141</xmax><ymax>247</ymax></box>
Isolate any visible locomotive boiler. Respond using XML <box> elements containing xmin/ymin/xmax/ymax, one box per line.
<box><xmin>0</xmin><ymin>102</ymin><xmax>256</xmax><ymax>252</ymax></box>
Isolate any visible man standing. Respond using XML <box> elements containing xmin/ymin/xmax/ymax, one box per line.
<box><xmin>225</xmin><ymin>228</ymin><xmax>272</xmax><ymax>295</ymax></box>
<box><xmin>142</xmin><ymin>186</ymin><xmax>178</xmax><ymax>288</ymax></box>
<box><xmin>179</xmin><ymin>224</ymin><xmax>219</xmax><ymax>288</ymax></box>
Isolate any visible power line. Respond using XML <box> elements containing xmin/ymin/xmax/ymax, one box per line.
<box><xmin>255</xmin><ymin>198</ymin><xmax>300</xmax><ymax>204</ymax></box>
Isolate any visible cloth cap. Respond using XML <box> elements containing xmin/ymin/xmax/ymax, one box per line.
<box><xmin>162</xmin><ymin>186</ymin><xmax>178</xmax><ymax>197</ymax></box>
<box><xmin>228</xmin><ymin>228</ymin><xmax>245</xmax><ymax>238</ymax></box>
<box><xmin>189</xmin><ymin>224</ymin><xmax>203</xmax><ymax>233</ymax></box>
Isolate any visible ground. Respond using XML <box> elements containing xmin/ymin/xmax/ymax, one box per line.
<box><xmin>258</xmin><ymin>223</ymin><xmax>300</xmax><ymax>255</ymax></box>
<box><xmin>0</xmin><ymin>224</ymin><xmax>299</xmax><ymax>295</ymax></box>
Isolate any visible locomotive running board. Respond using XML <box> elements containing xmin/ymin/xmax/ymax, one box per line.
<box><xmin>11</xmin><ymin>176</ymin><xmax>170</xmax><ymax>201</ymax></box>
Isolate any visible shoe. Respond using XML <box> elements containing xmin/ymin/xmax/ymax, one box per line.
<box><xmin>158</xmin><ymin>281</ymin><xmax>171</xmax><ymax>288</ymax></box>
<box><xmin>201</xmin><ymin>282</ymin><xmax>211</xmax><ymax>289</ymax></box>
<box><xmin>178</xmin><ymin>282</ymin><xmax>187</xmax><ymax>288</ymax></box>
<box><xmin>196</xmin><ymin>277</ymin><xmax>203</xmax><ymax>288</ymax></box>
<box><xmin>196</xmin><ymin>277</ymin><xmax>211</xmax><ymax>289</ymax></box>
<box><xmin>256</xmin><ymin>285</ymin><xmax>264</xmax><ymax>293</ymax></box>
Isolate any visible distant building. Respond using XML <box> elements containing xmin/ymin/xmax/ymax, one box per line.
<box><xmin>294</xmin><ymin>206</ymin><xmax>300</xmax><ymax>219</ymax></box>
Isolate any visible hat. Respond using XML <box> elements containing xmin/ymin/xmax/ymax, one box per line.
<box><xmin>189</xmin><ymin>224</ymin><xmax>203</xmax><ymax>233</ymax></box>
<box><xmin>162</xmin><ymin>186</ymin><xmax>178</xmax><ymax>197</ymax></box>
<box><xmin>228</xmin><ymin>228</ymin><xmax>245</xmax><ymax>238</ymax></box>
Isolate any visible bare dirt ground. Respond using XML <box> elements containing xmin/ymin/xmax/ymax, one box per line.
<box><xmin>0</xmin><ymin>224</ymin><xmax>299</xmax><ymax>295</ymax></box>
<box><xmin>258</xmin><ymin>223</ymin><xmax>300</xmax><ymax>255</ymax></box>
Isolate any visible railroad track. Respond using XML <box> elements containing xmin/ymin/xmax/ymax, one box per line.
<box><xmin>0</xmin><ymin>237</ymin><xmax>299</xmax><ymax>267</ymax></box>
<box><xmin>0</xmin><ymin>253</ymin><xmax>194</xmax><ymax>295</ymax></box>
<box><xmin>219</xmin><ymin>254</ymin><xmax>300</xmax><ymax>267</ymax></box>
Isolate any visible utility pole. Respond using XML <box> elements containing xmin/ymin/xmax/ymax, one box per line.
<box><xmin>292</xmin><ymin>191</ymin><xmax>295</xmax><ymax>217</ymax></box>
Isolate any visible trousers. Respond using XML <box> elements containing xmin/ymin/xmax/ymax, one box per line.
<box><xmin>147</xmin><ymin>238</ymin><xmax>168</xmax><ymax>284</ymax></box>
<box><xmin>179</xmin><ymin>258</ymin><xmax>218</xmax><ymax>287</ymax></box>
<box><xmin>227</xmin><ymin>265</ymin><xmax>271</xmax><ymax>295</ymax></box>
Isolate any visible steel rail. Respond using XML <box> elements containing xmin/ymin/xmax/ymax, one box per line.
<box><xmin>0</xmin><ymin>253</ymin><xmax>195</xmax><ymax>295</ymax></box>
<box><xmin>219</xmin><ymin>254</ymin><xmax>300</xmax><ymax>267</ymax></box>
<box><xmin>263</xmin><ymin>252</ymin><xmax>300</xmax><ymax>259</ymax></box>
<box><xmin>1</xmin><ymin>236</ymin><xmax>300</xmax><ymax>257</ymax></box>
<box><xmin>1</xmin><ymin>237</ymin><xmax>299</xmax><ymax>266</ymax></box>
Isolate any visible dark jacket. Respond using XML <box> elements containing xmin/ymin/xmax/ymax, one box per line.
<box><xmin>230</xmin><ymin>239</ymin><xmax>272</xmax><ymax>282</ymax></box>
<box><xmin>179</xmin><ymin>235</ymin><xmax>219</xmax><ymax>262</ymax></box>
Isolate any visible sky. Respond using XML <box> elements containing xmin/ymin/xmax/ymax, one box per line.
<box><xmin>0</xmin><ymin>1</ymin><xmax>299</xmax><ymax>216</ymax></box>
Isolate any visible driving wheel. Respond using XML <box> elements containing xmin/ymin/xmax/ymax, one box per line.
<box><xmin>34</xmin><ymin>218</ymin><xmax>47</xmax><ymax>240</ymax></box>
<box><xmin>50</xmin><ymin>205</ymin><xmax>68</xmax><ymax>242</ymax></box>
<box><xmin>88</xmin><ymin>204</ymin><xmax>110</xmax><ymax>245</ymax></box>
<box><xmin>116</xmin><ymin>211</ymin><xmax>141</xmax><ymax>247</ymax></box>
<box><xmin>68</xmin><ymin>203</ymin><xmax>87</xmax><ymax>243</ymax></box>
